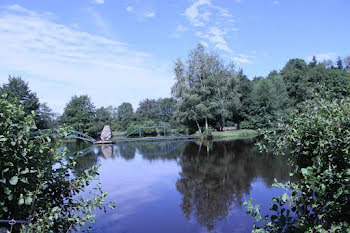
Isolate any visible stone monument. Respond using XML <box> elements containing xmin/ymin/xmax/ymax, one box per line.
<box><xmin>100</xmin><ymin>125</ymin><xmax>112</xmax><ymax>141</ymax></box>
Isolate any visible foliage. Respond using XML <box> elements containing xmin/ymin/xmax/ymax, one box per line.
<box><xmin>60</xmin><ymin>95</ymin><xmax>97</xmax><ymax>137</ymax></box>
<box><xmin>0</xmin><ymin>96</ymin><xmax>114</xmax><ymax>232</ymax></box>
<box><xmin>35</xmin><ymin>103</ymin><xmax>57</xmax><ymax>129</ymax></box>
<box><xmin>243</xmin><ymin>73</ymin><xmax>290</xmax><ymax>129</ymax></box>
<box><xmin>172</xmin><ymin>44</ymin><xmax>250</xmax><ymax>133</ymax></box>
<box><xmin>0</xmin><ymin>76</ymin><xmax>40</xmax><ymax>116</ymax></box>
<box><xmin>245</xmin><ymin>94</ymin><xmax>350</xmax><ymax>232</ymax></box>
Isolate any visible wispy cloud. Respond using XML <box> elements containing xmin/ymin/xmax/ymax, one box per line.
<box><xmin>144</xmin><ymin>11</ymin><xmax>155</xmax><ymax>18</ymax></box>
<box><xmin>306</xmin><ymin>52</ymin><xmax>337</xmax><ymax>62</ymax></box>
<box><xmin>94</xmin><ymin>0</ymin><xmax>104</xmax><ymax>4</ymax></box>
<box><xmin>86</xmin><ymin>8</ymin><xmax>111</xmax><ymax>36</ymax></box>
<box><xmin>125</xmin><ymin>5</ymin><xmax>156</xmax><ymax>20</ymax></box>
<box><xmin>170</xmin><ymin>24</ymin><xmax>188</xmax><ymax>38</ymax></box>
<box><xmin>184</xmin><ymin>0</ymin><xmax>211</xmax><ymax>27</ymax></box>
<box><xmin>126</xmin><ymin>6</ymin><xmax>133</xmax><ymax>12</ymax></box>
<box><xmin>181</xmin><ymin>0</ymin><xmax>253</xmax><ymax>63</ymax></box>
<box><xmin>0</xmin><ymin>5</ymin><xmax>171</xmax><ymax>112</ymax></box>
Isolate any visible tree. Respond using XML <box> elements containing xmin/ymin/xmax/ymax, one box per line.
<box><xmin>337</xmin><ymin>56</ymin><xmax>344</xmax><ymax>70</ymax></box>
<box><xmin>36</xmin><ymin>103</ymin><xmax>57</xmax><ymax>129</ymax></box>
<box><xmin>60</xmin><ymin>95</ymin><xmax>97</xmax><ymax>137</ymax></box>
<box><xmin>136</xmin><ymin>98</ymin><xmax>158</xmax><ymax>121</ymax></box>
<box><xmin>172</xmin><ymin>44</ymin><xmax>244</xmax><ymax>133</ymax></box>
<box><xmin>157</xmin><ymin>98</ymin><xmax>177</xmax><ymax>124</ymax></box>
<box><xmin>281</xmin><ymin>59</ymin><xmax>308</xmax><ymax>105</ymax></box>
<box><xmin>308</xmin><ymin>56</ymin><xmax>317</xmax><ymax>68</ymax></box>
<box><xmin>115</xmin><ymin>102</ymin><xmax>134</xmax><ymax>131</ymax></box>
<box><xmin>344</xmin><ymin>56</ymin><xmax>350</xmax><ymax>71</ymax></box>
<box><xmin>0</xmin><ymin>96</ymin><xmax>114</xmax><ymax>232</ymax></box>
<box><xmin>246</xmin><ymin>94</ymin><xmax>350</xmax><ymax>232</ymax></box>
<box><xmin>244</xmin><ymin>73</ymin><xmax>290</xmax><ymax>129</ymax></box>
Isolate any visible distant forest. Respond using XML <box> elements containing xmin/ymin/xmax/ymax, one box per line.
<box><xmin>1</xmin><ymin>44</ymin><xmax>349</xmax><ymax>137</ymax></box>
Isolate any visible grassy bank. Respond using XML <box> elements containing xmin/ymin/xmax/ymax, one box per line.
<box><xmin>211</xmin><ymin>129</ymin><xmax>258</xmax><ymax>140</ymax></box>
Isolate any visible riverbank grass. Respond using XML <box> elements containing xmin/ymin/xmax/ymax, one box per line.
<box><xmin>211</xmin><ymin>129</ymin><xmax>258</xmax><ymax>139</ymax></box>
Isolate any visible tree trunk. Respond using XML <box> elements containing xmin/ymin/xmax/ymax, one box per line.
<box><xmin>205</xmin><ymin>118</ymin><xmax>208</xmax><ymax>131</ymax></box>
<box><xmin>195</xmin><ymin>117</ymin><xmax>201</xmax><ymax>133</ymax></box>
<box><xmin>237</xmin><ymin>122</ymin><xmax>241</xmax><ymax>130</ymax></box>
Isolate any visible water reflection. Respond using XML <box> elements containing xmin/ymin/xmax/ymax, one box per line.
<box><xmin>177</xmin><ymin>140</ymin><xmax>290</xmax><ymax>230</ymax></box>
<box><xmin>67</xmin><ymin>139</ymin><xmax>290</xmax><ymax>232</ymax></box>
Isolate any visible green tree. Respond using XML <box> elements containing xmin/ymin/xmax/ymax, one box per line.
<box><xmin>60</xmin><ymin>95</ymin><xmax>97</xmax><ymax>137</ymax></box>
<box><xmin>344</xmin><ymin>56</ymin><xmax>350</xmax><ymax>71</ymax></box>
<box><xmin>0</xmin><ymin>76</ymin><xmax>40</xmax><ymax>115</ymax></box>
<box><xmin>115</xmin><ymin>102</ymin><xmax>134</xmax><ymax>131</ymax></box>
<box><xmin>244</xmin><ymin>73</ymin><xmax>289</xmax><ymax>129</ymax></box>
<box><xmin>36</xmin><ymin>103</ymin><xmax>57</xmax><ymax>129</ymax></box>
<box><xmin>0</xmin><ymin>96</ymin><xmax>114</xmax><ymax>232</ymax></box>
<box><xmin>172</xmin><ymin>44</ymin><xmax>244</xmax><ymax>133</ymax></box>
<box><xmin>308</xmin><ymin>56</ymin><xmax>317</xmax><ymax>68</ymax></box>
<box><xmin>281</xmin><ymin>59</ymin><xmax>309</xmax><ymax>105</ymax></box>
<box><xmin>337</xmin><ymin>56</ymin><xmax>344</xmax><ymax>70</ymax></box>
<box><xmin>136</xmin><ymin>98</ymin><xmax>158</xmax><ymax>121</ymax></box>
<box><xmin>245</xmin><ymin>94</ymin><xmax>350</xmax><ymax>232</ymax></box>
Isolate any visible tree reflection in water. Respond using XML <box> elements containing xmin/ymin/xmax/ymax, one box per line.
<box><xmin>69</xmin><ymin>139</ymin><xmax>290</xmax><ymax>231</ymax></box>
<box><xmin>176</xmin><ymin>140</ymin><xmax>290</xmax><ymax>230</ymax></box>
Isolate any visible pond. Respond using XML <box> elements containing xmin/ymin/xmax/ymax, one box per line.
<box><xmin>66</xmin><ymin>139</ymin><xmax>291</xmax><ymax>233</ymax></box>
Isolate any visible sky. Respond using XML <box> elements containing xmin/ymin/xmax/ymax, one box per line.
<box><xmin>0</xmin><ymin>0</ymin><xmax>349</xmax><ymax>113</ymax></box>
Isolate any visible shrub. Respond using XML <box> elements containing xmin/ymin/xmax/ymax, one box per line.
<box><xmin>245</xmin><ymin>94</ymin><xmax>350</xmax><ymax>232</ymax></box>
<box><xmin>0</xmin><ymin>95</ymin><xmax>114</xmax><ymax>232</ymax></box>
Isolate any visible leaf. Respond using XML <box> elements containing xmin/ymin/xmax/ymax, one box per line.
<box><xmin>20</xmin><ymin>168</ymin><xmax>29</xmax><ymax>174</ymax></box>
<box><xmin>9</xmin><ymin>176</ymin><xmax>18</xmax><ymax>185</ymax></box>
<box><xmin>18</xmin><ymin>197</ymin><xmax>24</xmax><ymax>205</ymax></box>
<box><xmin>281</xmin><ymin>193</ymin><xmax>289</xmax><ymax>203</ymax></box>
<box><xmin>25</xmin><ymin>196</ymin><xmax>33</xmax><ymax>205</ymax></box>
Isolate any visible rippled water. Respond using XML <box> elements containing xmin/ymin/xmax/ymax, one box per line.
<box><xmin>67</xmin><ymin>139</ymin><xmax>290</xmax><ymax>233</ymax></box>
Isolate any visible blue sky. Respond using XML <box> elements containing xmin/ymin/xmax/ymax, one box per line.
<box><xmin>0</xmin><ymin>0</ymin><xmax>349</xmax><ymax>112</ymax></box>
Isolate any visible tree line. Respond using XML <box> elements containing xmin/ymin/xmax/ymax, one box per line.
<box><xmin>1</xmin><ymin>44</ymin><xmax>349</xmax><ymax>137</ymax></box>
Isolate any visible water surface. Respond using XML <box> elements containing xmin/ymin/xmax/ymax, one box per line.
<box><xmin>67</xmin><ymin>139</ymin><xmax>290</xmax><ymax>233</ymax></box>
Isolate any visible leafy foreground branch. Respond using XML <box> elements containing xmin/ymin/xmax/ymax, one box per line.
<box><xmin>0</xmin><ymin>95</ymin><xmax>115</xmax><ymax>232</ymax></box>
<box><xmin>244</xmin><ymin>94</ymin><xmax>350</xmax><ymax>232</ymax></box>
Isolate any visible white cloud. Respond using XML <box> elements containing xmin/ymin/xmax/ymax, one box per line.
<box><xmin>0</xmin><ymin>5</ymin><xmax>172</xmax><ymax>112</ymax></box>
<box><xmin>170</xmin><ymin>24</ymin><xmax>188</xmax><ymax>38</ymax></box>
<box><xmin>232</xmin><ymin>54</ymin><xmax>254</xmax><ymax>64</ymax></box>
<box><xmin>126</xmin><ymin>6</ymin><xmax>134</xmax><ymax>12</ymax></box>
<box><xmin>125</xmin><ymin>6</ymin><xmax>156</xmax><ymax>20</ymax></box>
<box><xmin>306</xmin><ymin>52</ymin><xmax>337</xmax><ymax>62</ymax></box>
<box><xmin>87</xmin><ymin>8</ymin><xmax>111</xmax><ymax>36</ymax></box>
<box><xmin>144</xmin><ymin>11</ymin><xmax>155</xmax><ymax>18</ymax></box>
<box><xmin>94</xmin><ymin>0</ymin><xmax>104</xmax><ymax>4</ymax></box>
<box><xmin>182</xmin><ymin>0</ymin><xmax>240</xmax><ymax>55</ymax></box>
<box><xmin>184</xmin><ymin>0</ymin><xmax>212</xmax><ymax>27</ymax></box>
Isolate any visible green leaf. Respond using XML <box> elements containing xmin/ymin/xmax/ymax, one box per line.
<box><xmin>18</xmin><ymin>197</ymin><xmax>24</xmax><ymax>205</ymax></box>
<box><xmin>25</xmin><ymin>196</ymin><xmax>33</xmax><ymax>205</ymax></box>
<box><xmin>9</xmin><ymin>176</ymin><xmax>18</xmax><ymax>185</ymax></box>
<box><xmin>281</xmin><ymin>193</ymin><xmax>289</xmax><ymax>203</ymax></box>
<box><xmin>20</xmin><ymin>168</ymin><xmax>29</xmax><ymax>174</ymax></box>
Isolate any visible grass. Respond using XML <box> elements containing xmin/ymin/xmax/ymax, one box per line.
<box><xmin>211</xmin><ymin>129</ymin><xmax>258</xmax><ymax>140</ymax></box>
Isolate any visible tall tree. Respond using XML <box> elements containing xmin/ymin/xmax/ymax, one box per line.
<box><xmin>60</xmin><ymin>95</ymin><xmax>97</xmax><ymax>137</ymax></box>
<box><xmin>0</xmin><ymin>76</ymin><xmax>40</xmax><ymax>117</ymax></box>
<box><xmin>337</xmin><ymin>56</ymin><xmax>344</xmax><ymax>70</ymax></box>
<box><xmin>172</xmin><ymin>44</ymin><xmax>244</xmax><ymax>132</ymax></box>
<box><xmin>281</xmin><ymin>59</ymin><xmax>308</xmax><ymax>105</ymax></box>
<box><xmin>115</xmin><ymin>102</ymin><xmax>134</xmax><ymax>131</ymax></box>
<box><xmin>36</xmin><ymin>103</ymin><xmax>57</xmax><ymax>129</ymax></box>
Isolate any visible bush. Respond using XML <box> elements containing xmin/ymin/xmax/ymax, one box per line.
<box><xmin>0</xmin><ymin>95</ymin><xmax>114</xmax><ymax>232</ymax></box>
<box><xmin>245</xmin><ymin>94</ymin><xmax>350</xmax><ymax>232</ymax></box>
